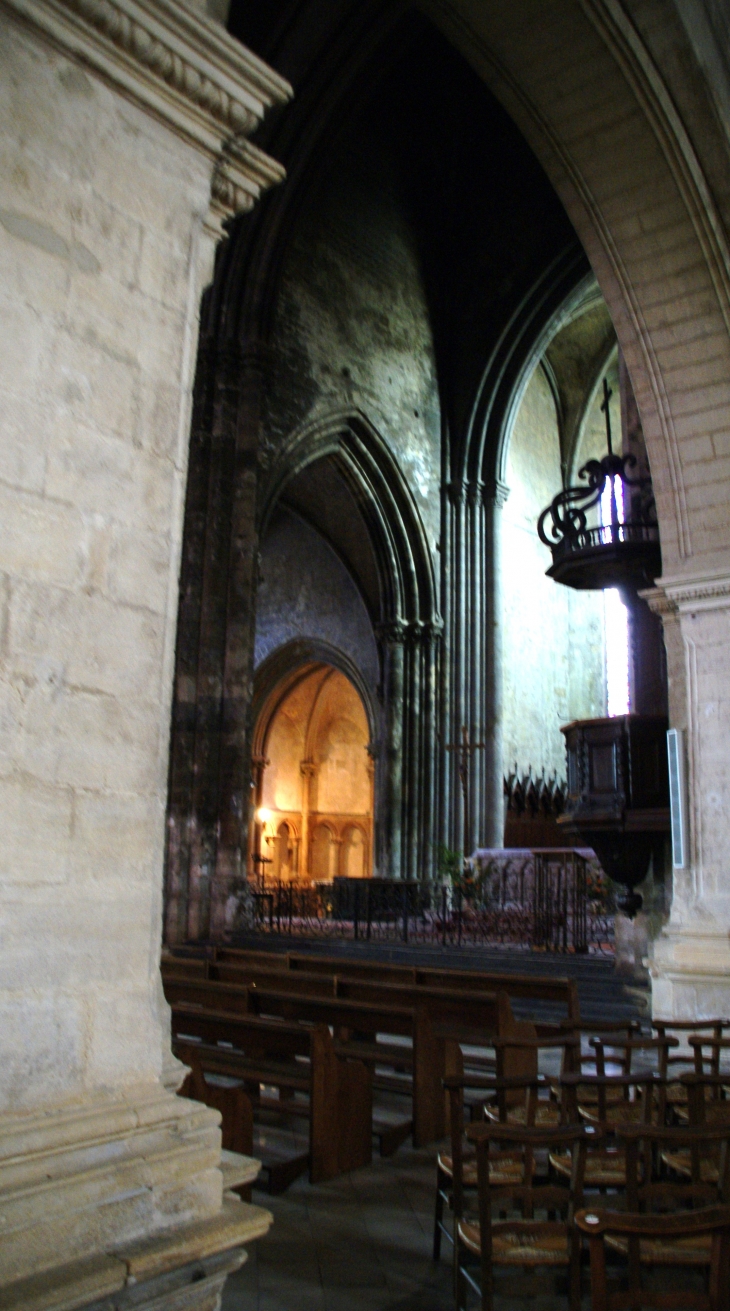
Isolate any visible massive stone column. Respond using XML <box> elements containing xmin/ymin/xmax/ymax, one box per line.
<box><xmin>0</xmin><ymin>2</ymin><xmax>290</xmax><ymax>1305</ymax></box>
<box><xmin>645</xmin><ymin>575</ymin><xmax>730</xmax><ymax>1018</ymax></box>
<box><xmin>165</xmin><ymin>344</ymin><xmax>265</xmax><ymax>941</ymax></box>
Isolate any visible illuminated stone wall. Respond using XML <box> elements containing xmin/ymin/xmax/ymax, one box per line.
<box><xmin>501</xmin><ymin>366</ymin><xmax>606</xmax><ymax>781</ymax></box>
<box><xmin>258</xmin><ymin>666</ymin><xmax>373</xmax><ymax>879</ymax></box>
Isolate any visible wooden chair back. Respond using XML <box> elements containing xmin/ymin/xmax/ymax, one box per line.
<box><xmin>492</xmin><ymin>1033</ymin><xmax>580</xmax><ymax>1109</ymax></box>
<box><xmin>654</xmin><ymin>1018</ymin><xmax>730</xmax><ymax>1083</ymax></box>
<box><xmin>444</xmin><ymin>1073</ymin><xmax>550</xmax><ymax>1218</ymax></box>
<box><xmin>689</xmin><ymin>1034</ymin><xmax>730</xmax><ymax>1078</ymax></box>
<box><xmin>467</xmin><ymin>1121</ymin><xmax>587</xmax><ymax>1221</ymax></box>
<box><xmin>682</xmin><ymin>1072</ymin><xmax>730</xmax><ymax>1122</ymax></box>
<box><xmin>557</xmin><ymin>1020</ymin><xmax>641</xmax><ymax>1076</ymax></box>
<box><xmin>575</xmin><ymin>1204</ymin><xmax>730</xmax><ymax>1311</ymax></box>
<box><xmin>462</xmin><ymin>1122</ymin><xmax>587</xmax><ymax>1311</ymax></box>
<box><xmin>619</xmin><ymin>1122</ymin><xmax>730</xmax><ymax>1212</ymax></box>
<box><xmin>559</xmin><ymin>1071</ymin><xmax>664</xmax><ymax>1132</ymax></box>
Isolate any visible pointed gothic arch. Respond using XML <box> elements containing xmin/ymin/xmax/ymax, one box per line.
<box><xmin>260</xmin><ymin>407</ymin><xmax>439</xmax><ymax>629</ymax></box>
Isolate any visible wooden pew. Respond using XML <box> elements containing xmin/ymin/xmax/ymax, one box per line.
<box><xmin>162</xmin><ymin>969</ymin><xmax>516</xmax><ymax>1144</ymax></box>
<box><xmin>244</xmin><ymin>986</ymin><xmax>446</xmax><ymax>1146</ymax></box>
<box><xmin>163</xmin><ymin>965</ymin><xmax>414</xmax><ymax>1149</ymax></box>
<box><xmin>165</xmin><ymin>973</ymin><xmax>451</xmax><ymax>1145</ymax></box>
<box><xmin>180</xmin><ymin>1049</ymin><xmax>254</xmax><ymax>1156</ymax></box>
<box><xmin>162</xmin><ymin>964</ymin><xmax>507</xmax><ymax>1038</ymax></box>
<box><xmin>170</xmin><ymin>1003</ymin><xmax>372</xmax><ymax>1188</ymax></box>
<box><xmin>210</xmin><ymin>945</ymin><xmax>580</xmax><ymax>1022</ymax></box>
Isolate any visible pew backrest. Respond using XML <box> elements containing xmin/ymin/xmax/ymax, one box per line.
<box><xmin>210</xmin><ymin>945</ymin><xmax>579</xmax><ymax>1020</ymax></box>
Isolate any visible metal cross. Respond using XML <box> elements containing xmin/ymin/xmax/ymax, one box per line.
<box><xmin>600</xmin><ymin>376</ymin><xmax>621</xmax><ymax>537</ymax></box>
<box><xmin>600</xmin><ymin>376</ymin><xmax>614</xmax><ymax>455</ymax></box>
<box><xmin>444</xmin><ymin>724</ymin><xmax>488</xmax><ymax>858</ymax></box>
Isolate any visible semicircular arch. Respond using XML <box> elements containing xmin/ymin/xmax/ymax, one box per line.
<box><xmin>251</xmin><ymin>637</ymin><xmax>379</xmax><ymax>759</ymax></box>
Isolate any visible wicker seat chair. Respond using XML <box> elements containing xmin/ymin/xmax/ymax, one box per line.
<box><xmin>455</xmin><ymin>1121</ymin><xmax>587</xmax><ymax>1311</ymax></box>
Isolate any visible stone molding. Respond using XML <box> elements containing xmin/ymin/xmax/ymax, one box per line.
<box><xmin>0</xmin><ymin>1083</ymin><xmax>236</xmax><ymax>1285</ymax></box>
<box><xmin>484</xmin><ymin>476</ymin><xmax>510</xmax><ymax>508</ymax></box>
<box><xmin>3</xmin><ymin>0</ymin><xmax>291</xmax><ymax>221</ymax></box>
<box><xmin>445</xmin><ymin>477</ymin><xmax>510</xmax><ymax>509</ymax></box>
<box><xmin>375</xmin><ymin>617</ymin><xmax>444</xmax><ymax>645</ymax></box>
<box><xmin>643</xmin><ymin>570</ymin><xmax>730</xmax><ymax>614</ymax></box>
<box><xmin>639</xmin><ymin>585</ymin><xmax>679</xmax><ymax>619</ymax></box>
<box><xmin>1</xmin><ymin>1197</ymin><xmax>271</xmax><ymax>1311</ymax></box>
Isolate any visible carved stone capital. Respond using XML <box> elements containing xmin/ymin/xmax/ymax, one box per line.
<box><xmin>5</xmin><ymin>0</ymin><xmax>291</xmax><ymax>226</ymax></box>
<box><xmin>445</xmin><ymin>480</ymin><xmax>467</xmax><ymax>508</ymax></box>
<box><xmin>376</xmin><ymin>617</ymin><xmax>443</xmax><ymax>647</ymax></box>
<box><xmin>376</xmin><ymin>619</ymin><xmax>409</xmax><ymax>646</ymax></box>
<box><xmin>639</xmin><ymin>585</ymin><xmax>679</xmax><ymax>620</ymax></box>
<box><xmin>484</xmin><ymin>477</ymin><xmax>510</xmax><ymax>508</ymax></box>
<box><xmin>466</xmin><ymin>478</ymin><xmax>483</xmax><ymax>508</ymax></box>
<box><xmin>650</xmin><ymin>570</ymin><xmax>730</xmax><ymax>614</ymax></box>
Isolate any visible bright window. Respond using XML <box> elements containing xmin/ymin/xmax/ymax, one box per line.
<box><xmin>600</xmin><ymin>476</ymin><xmax>630</xmax><ymax>717</ymax></box>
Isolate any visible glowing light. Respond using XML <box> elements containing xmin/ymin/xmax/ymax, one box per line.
<box><xmin>256</xmin><ymin>807</ymin><xmax>271</xmax><ymax>825</ymax></box>
<box><xmin>604</xmin><ymin>587</ymin><xmax>630</xmax><ymax>717</ymax></box>
<box><xmin>598</xmin><ymin>472</ymin><xmax>630</xmax><ymax>717</ymax></box>
<box><xmin>599</xmin><ymin>475</ymin><xmax>624</xmax><ymax>542</ymax></box>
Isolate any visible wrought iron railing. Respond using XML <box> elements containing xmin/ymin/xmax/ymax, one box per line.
<box><xmin>537</xmin><ymin>452</ymin><xmax>657</xmax><ymax>552</ymax></box>
<box><xmin>236</xmin><ymin>855</ymin><xmax>615</xmax><ymax>955</ymax></box>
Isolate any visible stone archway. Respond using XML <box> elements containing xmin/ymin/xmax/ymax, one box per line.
<box><xmin>251</xmin><ymin>660</ymin><xmax>374</xmax><ymax>883</ymax></box>
<box><xmin>168</xmin><ymin>0</ymin><xmax>730</xmax><ymax>1012</ymax></box>
<box><xmin>429</xmin><ymin>0</ymin><xmax>730</xmax><ymax>1013</ymax></box>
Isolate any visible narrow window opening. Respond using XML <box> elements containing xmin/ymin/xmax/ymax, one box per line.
<box><xmin>600</xmin><ymin>476</ymin><xmax>630</xmax><ymax>716</ymax></box>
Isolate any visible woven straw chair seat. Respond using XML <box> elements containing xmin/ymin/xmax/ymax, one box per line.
<box><xmin>458</xmin><ymin>1218</ymin><xmax>569</xmax><ymax>1264</ymax></box>
<box><xmin>484</xmin><ymin>1102</ymin><xmax>560</xmax><ymax>1127</ymax></box>
<box><xmin>605</xmin><ymin>1231</ymin><xmax>712</xmax><ymax>1265</ymax></box>
<box><xmin>437</xmin><ymin>1151</ymin><xmax>523</xmax><ymax>1186</ymax></box>
<box><xmin>550</xmin><ymin>1147</ymin><xmax>626</xmax><ymax>1186</ymax></box>
<box><xmin>661</xmin><ymin>1149</ymin><xmax>719</xmax><ymax>1183</ymax></box>
<box><xmin>580</xmin><ymin>1100</ymin><xmax>646</xmax><ymax>1127</ymax></box>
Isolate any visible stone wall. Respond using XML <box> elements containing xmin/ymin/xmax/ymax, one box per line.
<box><xmin>0</xmin><ymin>1</ymin><xmax>286</xmax><ymax>1297</ymax></box>
<box><xmin>255</xmin><ymin>507</ymin><xmax>379</xmax><ymax>696</ymax></box>
<box><xmin>264</xmin><ymin>130</ymin><xmax>442</xmax><ymax>554</ymax></box>
<box><xmin>0</xmin><ymin>11</ymin><xmax>217</xmax><ymax>1110</ymax></box>
<box><xmin>501</xmin><ymin>366</ymin><xmax>606</xmax><ymax>781</ymax></box>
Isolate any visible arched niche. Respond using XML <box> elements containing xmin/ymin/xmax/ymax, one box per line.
<box><xmin>253</xmin><ymin>658</ymin><xmax>374</xmax><ymax>882</ymax></box>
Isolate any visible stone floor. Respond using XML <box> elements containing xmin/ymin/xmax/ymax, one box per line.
<box><xmin>222</xmin><ymin>1138</ymin><xmax>598</xmax><ymax>1311</ymax></box>
<box><xmin>223</xmin><ymin>1142</ymin><xmax>456</xmax><ymax>1311</ymax></box>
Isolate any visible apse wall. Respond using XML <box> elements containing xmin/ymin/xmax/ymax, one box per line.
<box><xmin>501</xmin><ymin>365</ymin><xmax>606</xmax><ymax>780</ymax></box>
<box><xmin>255</xmin><ymin>505</ymin><xmax>379</xmax><ymax>694</ymax></box>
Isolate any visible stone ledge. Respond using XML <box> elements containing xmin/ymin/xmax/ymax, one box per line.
<box><xmin>647</xmin><ymin>568</ymin><xmax>730</xmax><ymax>612</ymax></box>
<box><xmin>0</xmin><ymin>1085</ymin><xmax>228</xmax><ymax>1286</ymax></box>
<box><xmin>219</xmin><ymin>1149</ymin><xmax>260</xmax><ymax>1192</ymax></box>
<box><xmin>0</xmin><ymin>1198</ymin><xmax>272</xmax><ymax>1311</ymax></box>
<box><xmin>116</xmin><ymin>1195</ymin><xmax>271</xmax><ymax>1281</ymax></box>
<box><xmin>0</xmin><ymin>1254</ymin><xmax>126</xmax><ymax>1311</ymax></box>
